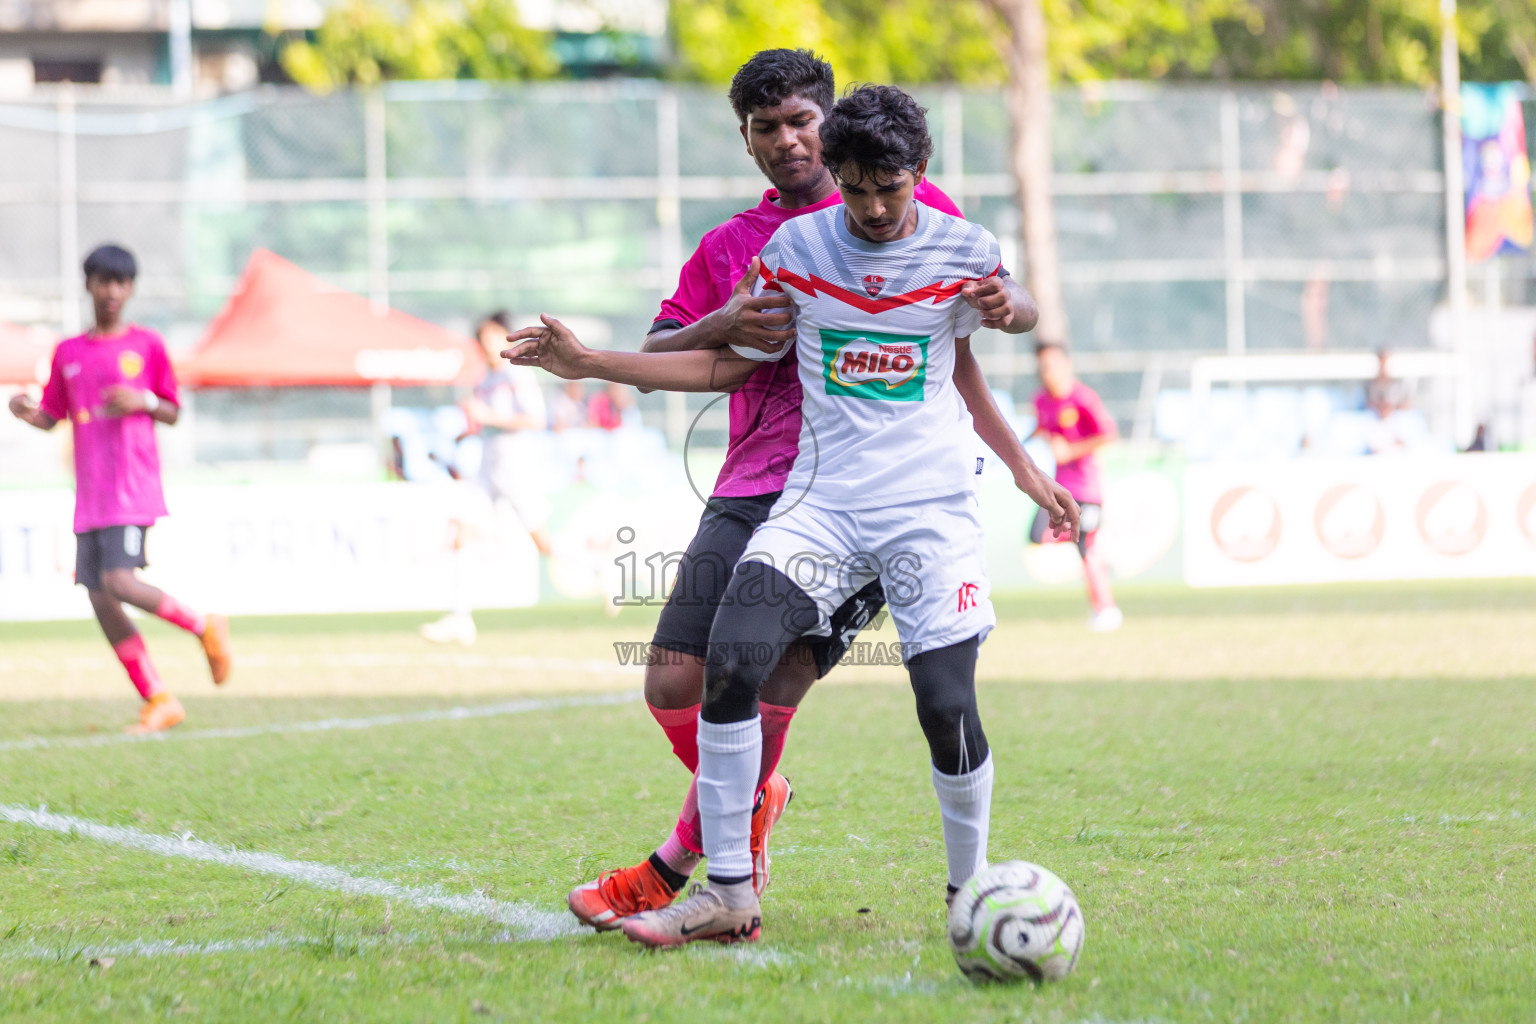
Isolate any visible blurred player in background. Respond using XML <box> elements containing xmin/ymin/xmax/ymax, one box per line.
<box><xmin>420</xmin><ymin>310</ymin><xmax>553</xmax><ymax>646</ymax></box>
<box><xmin>8</xmin><ymin>244</ymin><xmax>231</xmax><ymax>732</ymax></box>
<box><xmin>1030</xmin><ymin>341</ymin><xmax>1122</xmax><ymax>631</ymax></box>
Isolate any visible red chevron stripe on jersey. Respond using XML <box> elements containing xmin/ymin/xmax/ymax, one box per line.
<box><xmin>763</xmin><ymin>264</ymin><xmax>999</xmax><ymax>315</ymax></box>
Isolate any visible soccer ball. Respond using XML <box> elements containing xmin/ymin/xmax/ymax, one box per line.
<box><xmin>947</xmin><ymin>861</ymin><xmax>1084</xmax><ymax>984</ymax></box>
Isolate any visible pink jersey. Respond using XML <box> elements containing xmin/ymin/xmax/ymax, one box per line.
<box><xmin>1034</xmin><ymin>381</ymin><xmax>1112</xmax><ymax>505</ymax></box>
<box><xmin>654</xmin><ymin>181</ymin><xmax>964</xmax><ymax>497</ymax></box>
<box><xmin>39</xmin><ymin>326</ymin><xmax>179</xmax><ymax>533</ymax></box>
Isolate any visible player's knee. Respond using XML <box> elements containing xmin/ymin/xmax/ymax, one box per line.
<box><xmin>98</xmin><ymin>570</ymin><xmax>134</xmax><ymax>603</ymax></box>
<box><xmin>701</xmin><ymin>648</ymin><xmax>764</xmax><ymax>723</ymax></box>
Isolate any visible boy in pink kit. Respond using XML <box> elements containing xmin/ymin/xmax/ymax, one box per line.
<box><xmin>1031</xmin><ymin>341</ymin><xmax>1122</xmax><ymax>631</ymax></box>
<box><xmin>508</xmin><ymin>51</ymin><xmax>1076</xmax><ymax>932</ymax></box>
<box><xmin>9</xmin><ymin>245</ymin><xmax>232</xmax><ymax>732</ymax></box>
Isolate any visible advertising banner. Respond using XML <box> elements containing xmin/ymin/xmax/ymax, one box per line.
<box><xmin>1183</xmin><ymin>453</ymin><xmax>1536</xmax><ymax>586</ymax></box>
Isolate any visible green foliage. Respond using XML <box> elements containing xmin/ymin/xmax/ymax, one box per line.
<box><xmin>670</xmin><ymin>0</ymin><xmax>1535</xmax><ymax>85</ymax></box>
<box><xmin>279</xmin><ymin>0</ymin><xmax>559</xmax><ymax>91</ymax></box>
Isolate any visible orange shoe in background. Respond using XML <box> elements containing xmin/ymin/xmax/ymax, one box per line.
<box><xmin>750</xmin><ymin>772</ymin><xmax>793</xmax><ymax>897</ymax></box>
<box><xmin>126</xmin><ymin>692</ymin><xmax>185</xmax><ymax>734</ymax></box>
<box><xmin>567</xmin><ymin>859</ymin><xmax>681</xmax><ymax>931</ymax></box>
<box><xmin>201</xmin><ymin>614</ymin><xmax>232</xmax><ymax>685</ymax></box>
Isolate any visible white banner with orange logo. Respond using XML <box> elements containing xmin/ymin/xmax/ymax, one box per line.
<box><xmin>1183</xmin><ymin>453</ymin><xmax>1536</xmax><ymax>586</ymax></box>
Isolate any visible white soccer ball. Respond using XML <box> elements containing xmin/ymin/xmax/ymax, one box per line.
<box><xmin>947</xmin><ymin>861</ymin><xmax>1084</xmax><ymax>984</ymax></box>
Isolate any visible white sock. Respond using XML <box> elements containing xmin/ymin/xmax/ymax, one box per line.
<box><xmin>697</xmin><ymin>715</ymin><xmax>761</xmax><ymax>883</ymax></box>
<box><xmin>931</xmin><ymin>753</ymin><xmax>994</xmax><ymax>888</ymax></box>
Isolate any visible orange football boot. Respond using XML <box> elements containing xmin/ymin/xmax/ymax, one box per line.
<box><xmin>567</xmin><ymin>859</ymin><xmax>680</xmax><ymax>931</ymax></box>
<box><xmin>750</xmin><ymin>772</ymin><xmax>793</xmax><ymax>896</ymax></box>
<box><xmin>201</xmin><ymin>614</ymin><xmax>232</xmax><ymax>685</ymax></box>
<box><xmin>125</xmin><ymin>692</ymin><xmax>185</xmax><ymax>734</ymax></box>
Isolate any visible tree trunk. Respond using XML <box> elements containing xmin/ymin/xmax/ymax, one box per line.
<box><xmin>989</xmin><ymin>0</ymin><xmax>1069</xmax><ymax>345</ymax></box>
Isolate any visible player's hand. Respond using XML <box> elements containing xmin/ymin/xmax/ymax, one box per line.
<box><xmin>502</xmin><ymin>314</ymin><xmax>591</xmax><ymax>380</ymax></box>
<box><xmin>718</xmin><ymin>256</ymin><xmax>795</xmax><ymax>353</ymax></box>
<box><xmin>1047</xmin><ymin>434</ymin><xmax>1073</xmax><ymax>464</ymax></box>
<box><xmin>960</xmin><ymin>276</ymin><xmax>1015</xmax><ymax>330</ymax></box>
<box><xmin>8</xmin><ymin>393</ymin><xmax>36</xmax><ymax>420</ymax></box>
<box><xmin>101</xmin><ymin>385</ymin><xmax>148</xmax><ymax>417</ymax></box>
<box><xmin>1014</xmin><ymin>467</ymin><xmax>1081</xmax><ymax>543</ymax></box>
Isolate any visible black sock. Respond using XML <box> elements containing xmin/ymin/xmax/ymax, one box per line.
<box><xmin>647</xmin><ymin>852</ymin><xmax>690</xmax><ymax>892</ymax></box>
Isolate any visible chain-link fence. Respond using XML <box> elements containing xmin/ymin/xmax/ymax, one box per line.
<box><xmin>2</xmin><ymin>80</ymin><xmax>1532</xmax><ymax>454</ymax></box>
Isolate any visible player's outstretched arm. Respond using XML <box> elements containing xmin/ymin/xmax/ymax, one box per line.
<box><xmin>959</xmin><ymin>275</ymin><xmax>1040</xmax><ymax>335</ymax></box>
<box><xmin>953</xmin><ymin>337</ymin><xmax>1080</xmax><ymax>542</ymax></box>
<box><xmin>505</xmin><ymin>314</ymin><xmax>758</xmax><ymax>394</ymax></box>
<box><xmin>7</xmin><ymin>393</ymin><xmax>58</xmax><ymax>431</ymax></box>
<box><xmin>642</xmin><ymin>257</ymin><xmax>794</xmax><ymax>355</ymax></box>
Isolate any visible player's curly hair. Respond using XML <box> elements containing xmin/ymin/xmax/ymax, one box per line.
<box><xmin>819</xmin><ymin>85</ymin><xmax>933</xmax><ymax>182</ymax></box>
<box><xmin>728</xmin><ymin>49</ymin><xmax>835</xmax><ymax>123</ymax></box>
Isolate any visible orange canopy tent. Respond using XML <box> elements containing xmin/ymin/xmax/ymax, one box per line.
<box><xmin>0</xmin><ymin>321</ymin><xmax>55</xmax><ymax>386</ymax></box>
<box><xmin>178</xmin><ymin>249</ymin><xmax>485</xmax><ymax>388</ymax></box>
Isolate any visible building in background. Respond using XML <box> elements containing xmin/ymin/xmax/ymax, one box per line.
<box><xmin>0</xmin><ymin>0</ymin><xmax>667</xmax><ymax>97</ymax></box>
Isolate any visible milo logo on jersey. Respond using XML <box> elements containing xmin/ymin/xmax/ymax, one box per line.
<box><xmin>820</xmin><ymin>328</ymin><xmax>929</xmax><ymax>402</ymax></box>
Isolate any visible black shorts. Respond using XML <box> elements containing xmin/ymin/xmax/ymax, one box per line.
<box><xmin>652</xmin><ymin>493</ymin><xmax>887</xmax><ymax>679</ymax></box>
<box><xmin>1030</xmin><ymin>503</ymin><xmax>1101</xmax><ymax>558</ymax></box>
<box><xmin>76</xmin><ymin>524</ymin><xmax>150</xmax><ymax>590</ymax></box>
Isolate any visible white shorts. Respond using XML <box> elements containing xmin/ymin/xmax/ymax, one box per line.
<box><xmin>742</xmin><ymin>490</ymin><xmax>995</xmax><ymax>657</ymax></box>
<box><xmin>480</xmin><ymin>436</ymin><xmax>552</xmax><ymax>533</ymax></box>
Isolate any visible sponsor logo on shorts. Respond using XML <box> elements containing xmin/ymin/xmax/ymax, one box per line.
<box><xmin>123</xmin><ymin>526</ymin><xmax>143</xmax><ymax>557</ymax></box>
<box><xmin>118</xmin><ymin>351</ymin><xmax>144</xmax><ymax>380</ymax></box>
<box><xmin>820</xmin><ymin>328</ymin><xmax>928</xmax><ymax>402</ymax></box>
<box><xmin>956</xmin><ymin>581</ymin><xmax>979</xmax><ymax>612</ymax></box>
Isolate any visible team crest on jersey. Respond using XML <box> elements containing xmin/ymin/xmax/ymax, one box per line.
<box><xmin>862</xmin><ymin>274</ymin><xmax>885</xmax><ymax>298</ymax></box>
<box><xmin>820</xmin><ymin>328</ymin><xmax>928</xmax><ymax>402</ymax></box>
<box><xmin>1057</xmin><ymin>406</ymin><xmax>1080</xmax><ymax>430</ymax></box>
<box><xmin>118</xmin><ymin>351</ymin><xmax>144</xmax><ymax>379</ymax></box>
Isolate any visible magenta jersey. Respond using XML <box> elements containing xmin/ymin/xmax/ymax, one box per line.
<box><xmin>39</xmin><ymin>326</ymin><xmax>179</xmax><ymax>533</ymax></box>
<box><xmin>653</xmin><ymin>181</ymin><xmax>965</xmax><ymax>497</ymax></box>
<box><xmin>1034</xmin><ymin>381</ymin><xmax>1112</xmax><ymax>505</ymax></box>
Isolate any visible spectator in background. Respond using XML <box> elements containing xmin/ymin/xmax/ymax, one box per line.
<box><xmin>587</xmin><ymin>380</ymin><xmax>639</xmax><ymax>431</ymax></box>
<box><xmin>1366</xmin><ymin>349</ymin><xmax>1408</xmax><ymax>420</ymax></box>
<box><xmin>550</xmin><ymin>379</ymin><xmax>588</xmax><ymax>431</ymax></box>
<box><xmin>1030</xmin><ymin>342</ymin><xmax>1122</xmax><ymax>632</ymax></box>
<box><xmin>420</xmin><ymin>310</ymin><xmax>552</xmax><ymax>646</ymax></box>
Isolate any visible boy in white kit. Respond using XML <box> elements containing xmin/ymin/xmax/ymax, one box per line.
<box><xmin>612</xmin><ymin>84</ymin><xmax>1080</xmax><ymax>947</ymax></box>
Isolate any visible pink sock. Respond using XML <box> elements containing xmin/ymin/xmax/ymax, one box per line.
<box><xmin>757</xmin><ymin>701</ymin><xmax>799</xmax><ymax>788</ymax></box>
<box><xmin>155</xmin><ymin>594</ymin><xmax>206</xmax><ymax>636</ymax></box>
<box><xmin>113</xmin><ymin>634</ymin><xmax>163</xmax><ymax>700</ymax></box>
<box><xmin>660</xmin><ymin>776</ymin><xmax>705</xmax><ymax>864</ymax></box>
<box><xmin>1082</xmin><ymin>534</ymin><xmax>1116</xmax><ymax>613</ymax></box>
<box><xmin>648</xmin><ymin>702</ymin><xmax>700</xmax><ymax>773</ymax></box>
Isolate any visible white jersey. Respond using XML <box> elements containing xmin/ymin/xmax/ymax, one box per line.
<box><xmin>746</xmin><ymin>201</ymin><xmax>1001</xmax><ymax>510</ymax></box>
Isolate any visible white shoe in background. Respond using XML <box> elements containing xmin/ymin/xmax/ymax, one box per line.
<box><xmin>1088</xmin><ymin>606</ymin><xmax>1123</xmax><ymax>632</ymax></box>
<box><xmin>420</xmin><ymin>612</ymin><xmax>477</xmax><ymax>645</ymax></box>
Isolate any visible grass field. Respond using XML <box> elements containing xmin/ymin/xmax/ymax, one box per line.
<box><xmin>0</xmin><ymin>581</ymin><xmax>1533</xmax><ymax>1022</ymax></box>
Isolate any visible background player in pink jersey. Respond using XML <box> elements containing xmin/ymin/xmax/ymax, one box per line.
<box><xmin>8</xmin><ymin>244</ymin><xmax>232</xmax><ymax>733</ymax></box>
<box><xmin>1031</xmin><ymin>341</ymin><xmax>1123</xmax><ymax>631</ymax></box>
<box><xmin>503</xmin><ymin>50</ymin><xmax>1074</xmax><ymax>932</ymax></box>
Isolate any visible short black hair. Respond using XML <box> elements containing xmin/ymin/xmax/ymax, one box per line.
<box><xmin>728</xmin><ymin>49</ymin><xmax>835</xmax><ymax>123</ymax></box>
<box><xmin>83</xmin><ymin>244</ymin><xmax>137</xmax><ymax>281</ymax></box>
<box><xmin>819</xmin><ymin>85</ymin><xmax>933</xmax><ymax>182</ymax></box>
<box><xmin>1035</xmin><ymin>340</ymin><xmax>1069</xmax><ymax>358</ymax></box>
<box><xmin>482</xmin><ymin>310</ymin><xmax>512</xmax><ymax>331</ymax></box>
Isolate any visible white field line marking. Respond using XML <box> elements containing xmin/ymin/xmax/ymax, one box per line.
<box><xmin>0</xmin><ymin>653</ymin><xmax>641</xmax><ymax>675</ymax></box>
<box><xmin>0</xmin><ymin>690</ymin><xmax>642</xmax><ymax>754</ymax></box>
<box><xmin>0</xmin><ymin>805</ymin><xmax>581</xmax><ymax>941</ymax></box>
<box><xmin>8</xmin><ymin>930</ymin><xmax>433</xmax><ymax>962</ymax></box>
